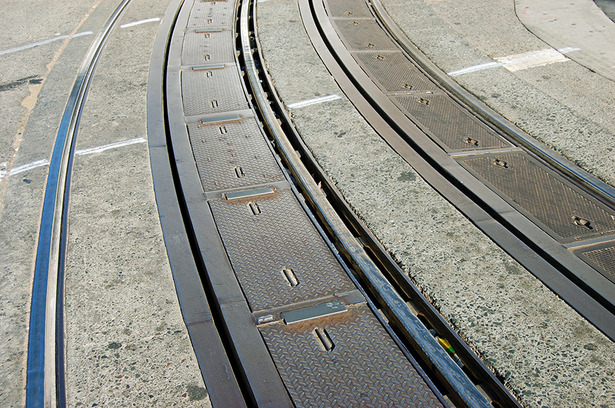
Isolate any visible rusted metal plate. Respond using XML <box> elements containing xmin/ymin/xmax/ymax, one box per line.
<box><xmin>354</xmin><ymin>51</ymin><xmax>436</xmax><ymax>93</ymax></box>
<box><xmin>331</xmin><ymin>18</ymin><xmax>397</xmax><ymax>51</ymax></box>
<box><xmin>393</xmin><ymin>94</ymin><xmax>509</xmax><ymax>152</ymax></box>
<box><xmin>187</xmin><ymin>0</ymin><xmax>235</xmax><ymax>28</ymax></box>
<box><xmin>459</xmin><ymin>153</ymin><xmax>615</xmax><ymax>242</ymax></box>
<box><xmin>577</xmin><ymin>244</ymin><xmax>615</xmax><ymax>283</ymax></box>
<box><xmin>259</xmin><ymin>304</ymin><xmax>445</xmax><ymax>407</ymax></box>
<box><xmin>182</xmin><ymin>29</ymin><xmax>236</xmax><ymax>65</ymax></box>
<box><xmin>187</xmin><ymin>117</ymin><xmax>285</xmax><ymax>192</ymax></box>
<box><xmin>325</xmin><ymin>0</ymin><xmax>372</xmax><ymax>18</ymax></box>
<box><xmin>181</xmin><ymin>67</ymin><xmax>247</xmax><ymax>116</ymax></box>
<box><xmin>209</xmin><ymin>189</ymin><xmax>357</xmax><ymax>312</ymax></box>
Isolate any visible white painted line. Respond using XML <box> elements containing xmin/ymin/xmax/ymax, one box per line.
<box><xmin>0</xmin><ymin>159</ymin><xmax>50</xmax><ymax>180</ymax></box>
<box><xmin>448</xmin><ymin>47</ymin><xmax>580</xmax><ymax>77</ymax></box>
<box><xmin>0</xmin><ymin>31</ymin><xmax>93</xmax><ymax>56</ymax></box>
<box><xmin>75</xmin><ymin>137</ymin><xmax>147</xmax><ymax>156</ymax></box>
<box><xmin>120</xmin><ymin>17</ymin><xmax>161</xmax><ymax>29</ymax></box>
<box><xmin>448</xmin><ymin>62</ymin><xmax>503</xmax><ymax>77</ymax></box>
<box><xmin>287</xmin><ymin>94</ymin><xmax>341</xmax><ymax>109</ymax></box>
<box><xmin>0</xmin><ymin>138</ymin><xmax>146</xmax><ymax>180</ymax></box>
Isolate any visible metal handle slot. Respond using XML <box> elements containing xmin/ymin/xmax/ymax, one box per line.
<box><xmin>211</xmin><ymin>99</ymin><xmax>219</xmax><ymax>108</ymax></box>
<box><xmin>234</xmin><ymin>166</ymin><xmax>245</xmax><ymax>178</ymax></box>
<box><xmin>282</xmin><ymin>268</ymin><xmax>299</xmax><ymax>287</ymax></box>
<box><xmin>248</xmin><ymin>202</ymin><xmax>261</xmax><ymax>215</ymax></box>
<box><xmin>204</xmin><ymin>54</ymin><xmax>211</xmax><ymax>61</ymax></box>
<box><xmin>218</xmin><ymin>125</ymin><xmax>227</xmax><ymax>134</ymax></box>
<box><xmin>313</xmin><ymin>328</ymin><xmax>335</xmax><ymax>352</ymax></box>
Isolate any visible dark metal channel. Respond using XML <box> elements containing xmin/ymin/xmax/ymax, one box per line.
<box><xmin>147</xmin><ymin>0</ymin><xmax>247</xmax><ymax>406</ymax></box>
<box><xmin>302</xmin><ymin>0</ymin><xmax>615</xmax><ymax>340</ymax></box>
<box><xmin>245</xmin><ymin>0</ymin><xmax>513</xmax><ymax>406</ymax></box>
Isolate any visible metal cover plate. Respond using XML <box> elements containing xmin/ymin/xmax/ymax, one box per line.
<box><xmin>187</xmin><ymin>0</ymin><xmax>235</xmax><ymax>28</ymax></box>
<box><xmin>354</xmin><ymin>51</ymin><xmax>436</xmax><ymax>93</ymax></box>
<box><xmin>331</xmin><ymin>18</ymin><xmax>398</xmax><ymax>51</ymax></box>
<box><xmin>187</xmin><ymin>117</ymin><xmax>285</xmax><ymax>192</ymax></box>
<box><xmin>181</xmin><ymin>67</ymin><xmax>247</xmax><ymax>117</ymax></box>
<box><xmin>459</xmin><ymin>153</ymin><xmax>615</xmax><ymax>242</ymax></box>
<box><xmin>259</xmin><ymin>304</ymin><xmax>445</xmax><ymax>407</ymax></box>
<box><xmin>577</xmin><ymin>244</ymin><xmax>615</xmax><ymax>283</ymax></box>
<box><xmin>392</xmin><ymin>94</ymin><xmax>509</xmax><ymax>152</ymax></box>
<box><xmin>182</xmin><ymin>30</ymin><xmax>236</xmax><ymax>65</ymax></box>
<box><xmin>209</xmin><ymin>189</ymin><xmax>356</xmax><ymax>312</ymax></box>
<box><xmin>325</xmin><ymin>0</ymin><xmax>373</xmax><ymax>18</ymax></box>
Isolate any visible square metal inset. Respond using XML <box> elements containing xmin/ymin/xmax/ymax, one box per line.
<box><xmin>354</xmin><ymin>51</ymin><xmax>436</xmax><ymax>93</ymax></box>
<box><xmin>181</xmin><ymin>67</ymin><xmax>247</xmax><ymax>116</ymax></box>
<box><xmin>260</xmin><ymin>304</ymin><xmax>445</xmax><ymax>407</ymax></box>
<box><xmin>209</xmin><ymin>189</ymin><xmax>357</xmax><ymax>312</ymax></box>
<box><xmin>325</xmin><ymin>0</ymin><xmax>373</xmax><ymax>18</ymax></box>
<box><xmin>577</xmin><ymin>243</ymin><xmax>615</xmax><ymax>284</ymax></box>
<box><xmin>331</xmin><ymin>18</ymin><xmax>397</xmax><ymax>51</ymax></box>
<box><xmin>459</xmin><ymin>152</ymin><xmax>615</xmax><ymax>242</ymax></box>
<box><xmin>187</xmin><ymin>117</ymin><xmax>285</xmax><ymax>192</ymax></box>
<box><xmin>182</xmin><ymin>29</ymin><xmax>236</xmax><ymax>65</ymax></box>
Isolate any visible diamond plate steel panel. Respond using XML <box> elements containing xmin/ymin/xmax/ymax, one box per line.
<box><xmin>354</xmin><ymin>51</ymin><xmax>436</xmax><ymax>93</ymax></box>
<box><xmin>209</xmin><ymin>190</ymin><xmax>357</xmax><ymax>312</ymax></box>
<box><xmin>326</xmin><ymin>0</ymin><xmax>373</xmax><ymax>18</ymax></box>
<box><xmin>188</xmin><ymin>0</ymin><xmax>235</xmax><ymax>28</ymax></box>
<box><xmin>260</xmin><ymin>304</ymin><xmax>445</xmax><ymax>408</ymax></box>
<box><xmin>578</xmin><ymin>245</ymin><xmax>615</xmax><ymax>283</ymax></box>
<box><xmin>183</xmin><ymin>29</ymin><xmax>236</xmax><ymax>65</ymax></box>
<box><xmin>459</xmin><ymin>153</ymin><xmax>615</xmax><ymax>242</ymax></box>
<box><xmin>393</xmin><ymin>94</ymin><xmax>509</xmax><ymax>151</ymax></box>
<box><xmin>187</xmin><ymin>118</ymin><xmax>285</xmax><ymax>192</ymax></box>
<box><xmin>331</xmin><ymin>18</ymin><xmax>397</xmax><ymax>51</ymax></box>
<box><xmin>181</xmin><ymin>67</ymin><xmax>247</xmax><ymax>117</ymax></box>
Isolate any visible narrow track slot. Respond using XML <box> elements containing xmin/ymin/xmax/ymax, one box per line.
<box><xmin>314</xmin><ymin>328</ymin><xmax>335</xmax><ymax>352</ymax></box>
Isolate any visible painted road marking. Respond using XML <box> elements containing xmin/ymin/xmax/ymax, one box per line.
<box><xmin>0</xmin><ymin>31</ymin><xmax>93</xmax><ymax>56</ymax></box>
<box><xmin>120</xmin><ymin>17</ymin><xmax>161</xmax><ymax>29</ymax></box>
<box><xmin>0</xmin><ymin>138</ymin><xmax>146</xmax><ymax>180</ymax></box>
<box><xmin>75</xmin><ymin>137</ymin><xmax>146</xmax><ymax>155</ymax></box>
<box><xmin>287</xmin><ymin>94</ymin><xmax>341</xmax><ymax>109</ymax></box>
<box><xmin>449</xmin><ymin>47</ymin><xmax>579</xmax><ymax>76</ymax></box>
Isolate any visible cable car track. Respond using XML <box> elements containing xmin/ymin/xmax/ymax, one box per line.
<box><xmin>298</xmin><ymin>0</ymin><xmax>615</xmax><ymax>341</ymax></box>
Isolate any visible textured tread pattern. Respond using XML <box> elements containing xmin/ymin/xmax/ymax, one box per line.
<box><xmin>460</xmin><ymin>153</ymin><xmax>615</xmax><ymax>241</ymax></box>
<box><xmin>187</xmin><ymin>118</ymin><xmax>285</xmax><ymax>191</ymax></box>
<box><xmin>183</xmin><ymin>29</ymin><xmax>236</xmax><ymax>65</ymax></box>
<box><xmin>188</xmin><ymin>0</ymin><xmax>235</xmax><ymax>28</ymax></box>
<box><xmin>181</xmin><ymin>67</ymin><xmax>247</xmax><ymax>116</ymax></box>
<box><xmin>393</xmin><ymin>94</ymin><xmax>508</xmax><ymax>151</ymax></box>
<box><xmin>326</xmin><ymin>0</ymin><xmax>373</xmax><ymax>18</ymax></box>
<box><xmin>260</xmin><ymin>304</ymin><xmax>445</xmax><ymax>408</ymax></box>
<box><xmin>332</xmin><ymin>18</ymin><xmax>397</xmax><ymax>51</ymax></box>
<box><xmin>580</xmin><ymin>245</ymin><xmax>615</xmax><ymax>282</ymax></box>
<box><xmin>209</xmin><ymin>190</ymin><xmax>356</xmax><ymax>312</ymax></box>
<box><xmin>354</xmin><ymin>51</ymin><xmax>436</xmax><ymax>92</ymax></box>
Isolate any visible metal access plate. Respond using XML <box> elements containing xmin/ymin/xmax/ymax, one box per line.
<box><xmin>577</xmin><ymin>243</ymin><xmax>615</xmax><ymax>283</ymax></box>
<box><xmin>187</xmin><ymin>117</ymin><xmax>285</xmax><ymax>192</ymax></box>
<box><xmin>459</xmin><ymin>152</ymin><xmax>615</xmax><ymax>242</ymax></box>
<box><xmin>209</xmin><ymin>189</ymin><xmax>357</xmax><ymax>312</ymax></box>
<box><xmin>259</xmin><ymin>304</ymin><xmax>445</xmax><ymax>407</ymax></box>
<box><xmin>181</xmin><ymin>67</ymin><xmax>247</xmax><ymax>117</ymax></box>
<box><xmin>182</xmin><ymin>29</ymin><xmax>236</xmax><ymax>65</ymax></box>
<box><xmin>325</xmin><ymin>0</ymin><xmax>373</xmax><ymax>18</ymax></box>
<box><xmin>187</xmin><ymin>0</ymin><xmax>236</xmax><ymax>28</ymax></box>
<box><xmin>353</xmin><ymin>51</ymin><xmax>436</xmax><ymax>93</ymax></box>
<box><xmin>392</xmin><ymin>94</ymin><xmax>509</xmax><ymax>152</ymax></box>
<box><xmin>331</xmin><ymin>18</ymin><xmax>398</xmax><ymax>51</ymax></box>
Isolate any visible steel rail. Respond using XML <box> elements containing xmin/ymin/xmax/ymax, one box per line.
<box><xmin>300</xmin><ymin>0</ymin><xmax>615</xmax><ymax>341</ymax></box>
<box><xmin>369</xmin><ymin>0</ymin><xmax>615</xmax><ymax>209</ymax></box>
<box><xmin>246</xmin><ymin>0</ymin><xmax>522</xmax><ymax>406</ymax></box>
<box><xmin>25</xmin><ymin>2</ymin><xmax>132</xmax><ymax>406</ymax></box>
<box><xmin>146</xmin><ymin>0</ymin><xmax>247</xmax><ymax>406</ymax></box>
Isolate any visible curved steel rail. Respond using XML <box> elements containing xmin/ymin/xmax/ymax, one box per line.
<box><xmin>26</xmin><ymin>1</ymin><xmax>132</xmax><ymax>406</ymax></box>
<box><xmin>298</xmin><ymin>0</ymin><xmax>615</xmax><ymax>341</ymax></box>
